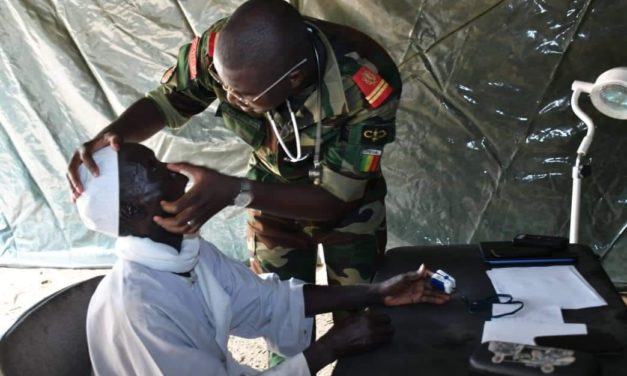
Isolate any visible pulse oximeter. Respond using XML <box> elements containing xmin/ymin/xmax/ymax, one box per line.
<box><xmin>430</xmin><ymin>269</ymin><xmax>456</xmax><ymax>294</ymax></box>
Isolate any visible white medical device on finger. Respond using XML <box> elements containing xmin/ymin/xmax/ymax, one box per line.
<box><xmin>430</xmin><ymin>269</ymin><xmax>456</xmax><ymax>294</ymax></box>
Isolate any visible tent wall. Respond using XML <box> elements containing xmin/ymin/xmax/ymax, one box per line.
<box><xmin>0</xmin><ymin>0</ymin><xmax>625</xmax><ymax>288</ymax></box>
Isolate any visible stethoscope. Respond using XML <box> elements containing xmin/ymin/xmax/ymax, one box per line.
<box><xmin>264</xmin><ymin>27</ymin><xmax>323</xmax><ymax>185</ymax></box>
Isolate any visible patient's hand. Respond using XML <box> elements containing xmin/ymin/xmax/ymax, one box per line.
<box><xmin>320</xmin><ymin>311</ymin><xmax>394</xmax><ymax>359</ymax></box>
<box><xmin>303</xmin><ymin>311</ymin><xmax>393</xmax><ymax>373</ymax></box>
<box><xmin>377</xmin><ymin>264</ymin><xmax>451</xmax><ymax>306</ymax></box>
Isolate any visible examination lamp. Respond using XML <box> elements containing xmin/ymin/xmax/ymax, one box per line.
<box><xmin>569</xmin><ymin>67</ymin><xmax>627</xmax><ymax>244</ymax></box>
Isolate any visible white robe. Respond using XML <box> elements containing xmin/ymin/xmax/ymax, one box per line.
<box><xmin>87</xmin><ymin>237</ymin><xmax>313</xmax><ymax>376</ymax></box>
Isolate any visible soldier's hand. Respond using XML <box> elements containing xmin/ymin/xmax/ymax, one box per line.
<box><xmin>377</xmin><ymin>264</ymin><xmax>451</xmax><ymax>306</ymax></box>
<box><xmin>67</xmin><ymin>132</ymin><xmax>123</xmax><ymax>201</ymax></box>
<box><xmin>319</xmin><ymin>311</ymin><xmax>394</xmax><ymax>359</ymax></box>
<box><xmin>154</xmin><ymin>163</ymin><xmax>239</xmax><ymax>234</ymax></box>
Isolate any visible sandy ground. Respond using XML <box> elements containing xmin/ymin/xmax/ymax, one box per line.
<box><xmin>0</xmin><ymin>264</ymin><xmax>335</xmax><ymax>375</ymax></box>
<box><xmin>227</xmin><ymin>263</ymin><xmax>336</xmax><ymax>375</ymax></box>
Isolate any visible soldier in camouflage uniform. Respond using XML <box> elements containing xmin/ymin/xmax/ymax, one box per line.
<box><xmin>151</xmin><ymin>21</ymin><xmax>399</xmax><ymax>287</ymax></box>
<box><xmin>67</xmin><ymin>0</ymin><xmax>401</xmax><ymax>364</ymax></box>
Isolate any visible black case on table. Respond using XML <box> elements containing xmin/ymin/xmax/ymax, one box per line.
<box><xmin>479</xmin><ymin>242</ymin><xmax>578</xmax><ymax>267</ymax></box>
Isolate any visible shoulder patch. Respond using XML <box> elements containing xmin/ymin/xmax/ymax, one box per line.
<box><xmin>207</xmin><ymin>32</ymin><xmax>219</xmax><ymax>57</ymax></box>
<box><xmin>351</xmin><ymin>66</ymin><xmax>393</xmax><ymax>108</ymax></box>
<box><xmin>188</xmin><ymin>36</ymin><xmax>200</xmax><ymax>80</ymax></box>
<box><xmin>160</xmin><ymin>66</ymin><xmax>175</xmax><ymax>84</ymax></box>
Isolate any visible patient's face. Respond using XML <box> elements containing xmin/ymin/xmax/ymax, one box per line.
<box><xmin>118</xmin><ymin>144</ymin><xmax>188</xmax><ymax>208</ymax></box>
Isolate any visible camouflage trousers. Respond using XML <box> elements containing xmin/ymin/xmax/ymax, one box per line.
<box><xmin>247</xmin><ymin>200</ymin><xmax>387</xmax><ymax>367</ymax></box>
<box><xmin>247</xmin><ymin>198</ymin><xmax>387</xmax><ymax>304</ymax></box>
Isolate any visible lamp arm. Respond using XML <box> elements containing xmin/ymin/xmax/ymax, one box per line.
<box><xmin>569</xmin><ymin>86</ymin><xmax>596</xmax><ymax>244</ymax></box>
<box><xmin>570</xmin><ymin>88</ymin><xmax>596</xmax><ymax>156</ymax></box>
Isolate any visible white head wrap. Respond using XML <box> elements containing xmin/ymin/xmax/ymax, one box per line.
<box><xmin>75</xmin><ymin>147</ymin><xmax>119</xmax><ymax>237</ymax></box>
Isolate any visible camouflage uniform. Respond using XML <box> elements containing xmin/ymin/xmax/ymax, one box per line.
<box><xmin>147</xmin><ymin>17</ymin><xmax>401</xmax><ymax>299</ymax></box>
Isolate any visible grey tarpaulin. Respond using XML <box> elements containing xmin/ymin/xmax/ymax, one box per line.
<box><xmin>0</xmin><ymin>1</ymin><xmax>625</xmax><ymax>288</ymax></box>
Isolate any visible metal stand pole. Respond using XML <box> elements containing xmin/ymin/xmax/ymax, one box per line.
<box><xmin>569</xmin><ymin>85</ymin><xmax>595</xmax><ymax>244</ymax></box>
<box><xmin>569</xmin><ymin>156</ymin><xmax>583</xmax><ymax>244</ymax></box>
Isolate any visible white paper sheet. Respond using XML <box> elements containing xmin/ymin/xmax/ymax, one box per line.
<box><xmin>492</xmin><ymin>303</ymin><xmax>564</xmax><ymax>323</ymax></box>
<box><xmin>481</xmin><ymin>321</ymin><xmax>587</xmax><ymax>345</ymax></box>
<box><xmin>486</xmin><ymin>265</ymin><xmax>607</xmax><ymax>309</ymax></box>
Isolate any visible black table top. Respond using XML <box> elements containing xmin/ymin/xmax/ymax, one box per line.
<box><xmin>332</xmin><ymin>244</ymin><xmax>627</xmax><ymax>376</ymax></box>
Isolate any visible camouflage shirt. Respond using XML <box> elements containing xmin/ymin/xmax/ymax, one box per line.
<box><xmin>147</xmin><ymin>18</ymin><xmax>401</xmax><ymax>205</ymax></box>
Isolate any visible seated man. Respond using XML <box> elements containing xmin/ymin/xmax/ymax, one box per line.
<box><xmin>76</xmin><ymin>143</ymin><xmax>450</xmax><ymax>376</ymax></box>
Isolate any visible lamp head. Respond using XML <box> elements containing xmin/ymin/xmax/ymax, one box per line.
<box><xmin>572</xmin><ymin>67</ymin><xmax>627</xmax><ymax>120</ymax></box>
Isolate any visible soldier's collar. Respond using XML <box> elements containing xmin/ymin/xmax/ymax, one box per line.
<box><xmin>303</xmin><ymin>22</ymin><xmax>348</xmax><ymax>121</ymax></box>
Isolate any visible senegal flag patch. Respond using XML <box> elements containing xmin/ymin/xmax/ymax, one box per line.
<box><xmin>352</xmin><ymin>66</ymin><xmax>393</xmax><ymax>108</ymax></box>
<box><xmin>360</xmin><ymin>149</ymin><xmax>382</xmax><ymax>172</ymax></box>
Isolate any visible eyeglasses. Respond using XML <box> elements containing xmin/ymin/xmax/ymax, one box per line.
<box><xmin>208</xmin><ymin>58</ymin><xmax>308</xmax><ymax>105</ymax></box>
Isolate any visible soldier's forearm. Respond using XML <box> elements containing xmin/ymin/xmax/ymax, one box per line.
<box><xmin>99</xmin><ymin>97</ymin><xmax>166</xmax><ymax>143</ymax></box>
<box><xmin>246</xmin><ymin>178</ymin><xmax>352</xmax><ymax>222</ymax></box>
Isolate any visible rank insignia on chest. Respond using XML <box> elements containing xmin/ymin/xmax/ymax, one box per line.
<box><xmin>352</xmin><ymin>66</ymin><xmax>393</xmax><ymax>108</ymax></box>
<box><xmin>360</xmin><ymin>149</ymin><xmax>382</xmax><ymax>172</ymax></box>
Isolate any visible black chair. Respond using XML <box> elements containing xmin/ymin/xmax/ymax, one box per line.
<box><xmin>0</xmin><ymin>275</ymin><xmax>104</xmax><ymax>376</ymax></box>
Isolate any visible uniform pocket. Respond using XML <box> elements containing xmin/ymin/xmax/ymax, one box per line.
<box><xmin>217</xmin><ymin>102</ymin><xmax>265</xmax><ymax>150</ymax></box>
